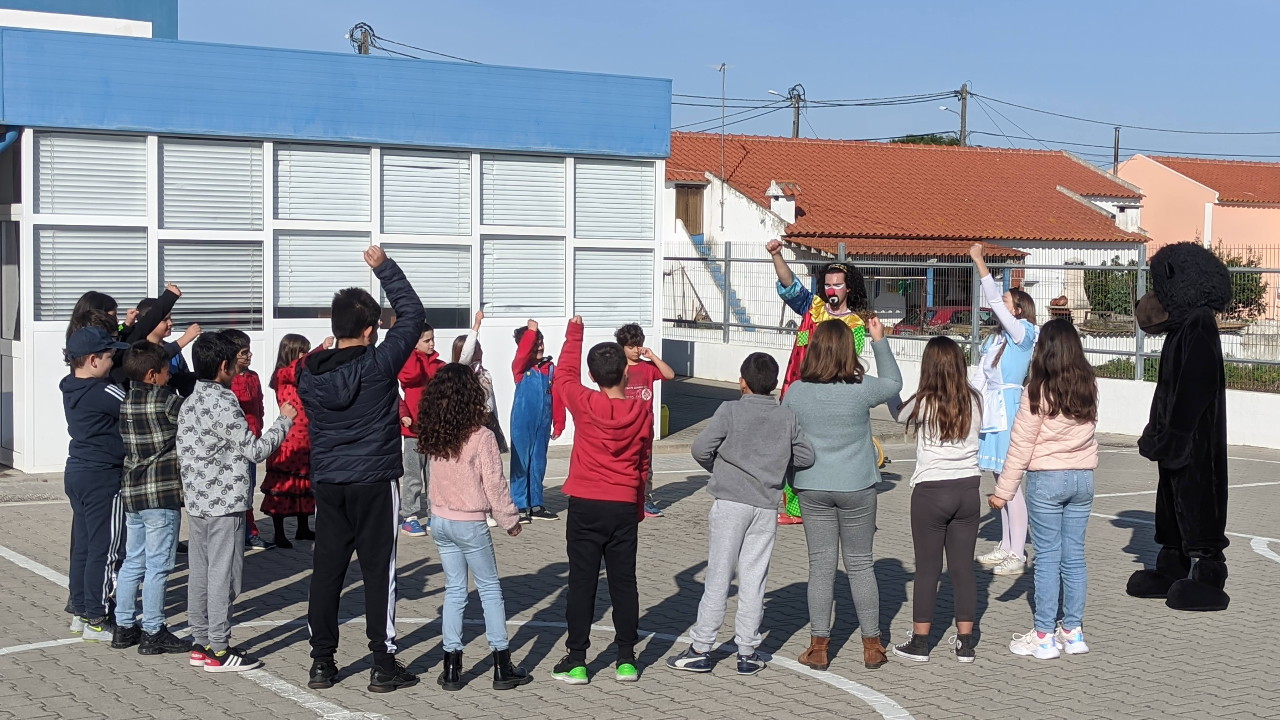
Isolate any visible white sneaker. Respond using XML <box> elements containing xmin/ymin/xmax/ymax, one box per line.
<box><xmin>1055</xmin><ymin>626</ymin><xmax>1089</xmax><ymax>655</ymax></box>
<box><xmin>1009</xmin><ymin>630</ymin><xmax>1060</xmax><ymax>660</ymax></box>
<box><xmin>992</xmin><ymin>556</ymin><xmax>1027</xmax><ymax>576</ymax></box>
<box><xmin>486</xmin><ymin>515</ymin><xmax>498</xmax><ymax>528</ymax></box>
<box><xmin>69</xmin><ymin>616</ymin><xmax>85</xmax><ymax>635</ymax></box>
<box><xmin>977</xmin><ymin>546</ymin><xmax>1013</xmax><ymax>565</ymax></box>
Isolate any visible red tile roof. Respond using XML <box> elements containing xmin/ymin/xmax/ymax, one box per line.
<box><xmin>1148</xmin><ymin>156</ymin><xmax>1280</xmax><ymax>204</ymax></box>
<box><xmin>668</xmin><ymin>168</ymin><xmax>709</xmax><ymax>184</ymax></box>
<box><xmin>667</xmin><ymin>133</ymin><xmax>1146</xmax><ymax>247</ymax></box>
<box><xmin>794</xmin><ymin>238</ymin><xmax>1026</xmax><ymax>259</ymax></box>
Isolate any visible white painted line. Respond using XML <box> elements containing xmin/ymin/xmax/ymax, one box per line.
<box><xmin>1094</xmin><ymin>480</ymin><xmax>1280</xmax><ymax>499</ymax></box>
<box><xmin>0</xmin><ymin>638</ymin><xmax>82</xmax><ymax>656</ymax></box>
<box><xmin>241</xmin><ymin>669</ymin><xmax>388</xmax><ymax>720</ymax></box>
<box><xmin>0</xmin><ymin>500</ymin><xmax>67</xmax><ymax>508</ymax></box>
<box><xmin>1099</xmin><ymin>448</ymin><xmax>1280</xmax><ymax>465</ymax></box>
<box><xmin>0</xmin><ymin>543</ymin><xmax>69</xmax><ymax>587</ymax></box>
<box><xmin>1249</xmin><ymin>538</ymin><xmax>1280</xmax><ymax>566</ymax></box>
<box><xmin>1091</xmin><ymin>512</ymin><xmax>1280</xmax><ymax>544</ymax></box>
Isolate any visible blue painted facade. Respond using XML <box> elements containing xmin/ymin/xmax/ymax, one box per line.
<box><xmin>0</xmin><ymin>0</ymin><xmax>176</xmax><ymax>38</ymax></box>
<box><xmin>0</xmin><ymin>28</ymin><xmax>671</xmax><ymax>158</ymax></box>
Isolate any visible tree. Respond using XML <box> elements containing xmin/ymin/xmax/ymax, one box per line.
<box><xmin>1212</xmin><ymin>244</ymin><xmax>1268</xmax><ymax>321</ymax></box>
<box><xmin>1084</xmin><ymin>255</ymin><xmax>1137</xmax><ymax>315</ymax></box>
<box><xmin>891</xmin><ymin>133</ymin><xmax>961</xmax><ymax>146</ymax></box>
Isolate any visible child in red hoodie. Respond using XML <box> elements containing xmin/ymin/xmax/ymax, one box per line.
<box><xmin>222</xmin><ymin>329</ymin><xmax>273</xmax><ymax>550</ymax></box>
<box><xmin>398</xmin><ymin>324</ymin><xmax>446</xmax><ymax>537</ymax></box>
<box><xmin>550</xmin><ymin>317</ymin><xmax>653</xmax><ymax>686</ymax></box>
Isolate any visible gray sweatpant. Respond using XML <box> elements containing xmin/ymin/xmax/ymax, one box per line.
<box><xmin>401</xmin><ymin>437</ymin><xmax>429</xmax><ymax>520</ymax></box>
<box><xmin>688</xmin><ymin>499</ymin><xmax>777</xmax><ymax>655</ymax></box>
<box><xmin>187</xmin><ymin>513</ymin><xmax>245</xmax><ymax>651</ymax></box>
<box><xmin>797</xmin><ymin>487</ymin><xmax>881</xmax><ymax>639</ymax></box>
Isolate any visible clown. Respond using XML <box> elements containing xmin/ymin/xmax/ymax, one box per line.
<box><xmin>767</xmin><ymin>239</ymin><xmax>870</xmax><ymax>524</ymax></box>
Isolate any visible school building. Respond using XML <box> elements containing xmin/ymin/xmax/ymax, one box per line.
<box><xmin>0</xmin><ymin>1</ymin><xmax>670</xmax><ymax>472</ymax></box>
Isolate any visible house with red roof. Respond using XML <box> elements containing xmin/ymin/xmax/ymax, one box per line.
<box><xmin>1118</xmin><ymin>154</ymin><xmax>1280</xmax><ymax>318</ymax></box>
<box><xmin>664</xmin><ymin>132</ymin><xmax>1147</xmax><ymax>329</ymax></box>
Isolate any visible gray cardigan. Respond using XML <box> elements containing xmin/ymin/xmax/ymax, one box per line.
<box><xmin>782</xmin><ymin>339</ymin><xmax>902</xmax><ymax>493</ymax></box>
<box><xmin>691</xmin><ymin>394</ymin><xmax>815</xmax><ymax>510</ymax></box>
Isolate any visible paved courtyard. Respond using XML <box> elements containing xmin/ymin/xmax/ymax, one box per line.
<box><xmin>1</xmin><ymin>435</ymin><xmax>1279</xmax><ymax>720</ymax></box>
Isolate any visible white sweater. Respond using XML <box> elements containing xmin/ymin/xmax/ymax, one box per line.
<box><xmin>889</xmin><ymin>395</ymin><xmax>980</xmax><ymax>486</ymax></box>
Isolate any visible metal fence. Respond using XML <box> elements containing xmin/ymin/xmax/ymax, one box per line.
<box><xmin>664</xmin><ymin>243</ymin><xmax>1280</xmax><ymax>394</ymax></box>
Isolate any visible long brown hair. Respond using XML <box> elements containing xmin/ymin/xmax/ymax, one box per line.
<box><xmin>275</xmin><ymin>334</ymin><xmax>311</xmax><ymax>371</ymax></box>
<box><xmin>799</xmin><ymin>319</ymin><xmax>864</xmax><ymax>384</ymax></box>
<box><xmin>984</xmin><ymin>286</ymin><xmax>1037</xmax><ymax>367</ymax></box>
<box><xmin>417</xmin><ymin>363</ymin><xmax>488</xmax><ymax>460</ymax></box>
<box><xmin>905</xmin><ymin>336</ymin><xmax>980</xmax><ymax>443</ymax></box>
<box><xmin>1026</xmin><ymin>318</ymin><xmax>1097</xmax><ymax>423</ymax></box>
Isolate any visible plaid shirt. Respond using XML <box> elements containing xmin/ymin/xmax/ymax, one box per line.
<box><xmin>120</xmin><ymin>383</ymin><xmax>184</xmax><ymax>512</ymax></box>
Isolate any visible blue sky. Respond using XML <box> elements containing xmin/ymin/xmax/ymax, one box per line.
<box><xmin>178</xmin><ymin>0</ymin><xmax>1280</xmax><ymax>163</ymax></box>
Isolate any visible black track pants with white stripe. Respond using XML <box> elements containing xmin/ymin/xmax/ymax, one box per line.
<box><xmin>308</xmin><ymin>480</ymin><xmax>401</xmax><ymax>665</ymax></box>
<box><xmin>64</xmin><ymin>469</ymin><xmax>125</xmax><ymax>621</ymax></box>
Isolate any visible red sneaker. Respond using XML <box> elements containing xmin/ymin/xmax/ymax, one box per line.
<box><xmin>777</xmin><ymin>513</ymin><xmax>803</xmax><ymax>525</ymax></box>
<box><xmin>190</xmin><ymin>645</ymin><xmax>210</xmax><ymax>667</ymax></box>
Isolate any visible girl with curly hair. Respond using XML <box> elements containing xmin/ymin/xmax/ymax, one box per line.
<box><xmin>416</xmin><ymin>364</ymin><xmax>532</xmax><ymax>691</ymax></box>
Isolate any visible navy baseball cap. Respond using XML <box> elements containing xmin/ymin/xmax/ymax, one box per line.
<box><xmin>66</xmin><ymin>327</ymin><xmax>129</xmax><ymax>359</ymax></box>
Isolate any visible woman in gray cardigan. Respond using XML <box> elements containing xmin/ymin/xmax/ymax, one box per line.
<box><xmin>782</xmin><ymin>317</ymin><xmax>901</xmax><ymax>671</ymax></box>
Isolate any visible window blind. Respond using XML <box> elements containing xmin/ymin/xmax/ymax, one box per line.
<box><xmin>161</xmin><ymin>139</ymin><xmax>264</xmax><ymax>230</ymax></box>
<box><xmin>275</xmin><ymin>144</ymin><xmax>371</xmax><ymax>221</ymax></box>
<box><xmin>275</xmin><ymin>232</ymin><xmax>371</xmax><ymax>317</ymax></box>
<box><xmin>381</xmin><ymin>243</ymin><xmax>471</xmax><ymax>328</ymax></box>
<box><xmin>35</xmin><ymin>227</ymin><xmax>148</xmax><ymax>321</ymax></box>
<box><xmin>481</xmin><ymin>235</ymin><xmax>565</xmax><ymax>317</ymax></box>
<box><xmin>480</xmin><ymin>155</ymin><xmax>565</xmax><ymax>227</ymax></box>
<box><xmin>159</xmin><ymin>241</ymin><xmax>264</xmax><ymax>329</ymax></box>
<box><xmin>36</xmin><ymin>133</ymin><xmax>147</xmax><ymax>217</ymax></box>
<box><xmin>574</xmin><ymin>248</ymin><xmax>654</xmax><ymax>325</ymax></box>
<box><xmin>574</xmin><ymin>160</ymin><xmax>655</xmax><ymax>240</ymax></box>
<box><xmin>382</xmin><ymin>150</ymin><xmax>471</xmax><ymax>235</ymax></box>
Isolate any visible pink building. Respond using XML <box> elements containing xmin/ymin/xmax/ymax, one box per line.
<box><xmin>1118</xmin><ymin>154</ymin><xmax>1280</xmax><ymax>317</ymax></box>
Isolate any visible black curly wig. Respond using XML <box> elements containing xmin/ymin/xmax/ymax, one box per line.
<box><xmin>812</xmin><ymin>262</ymin><xmax>870</xmax><ymax>313</ymax></box>
<box><xmin>1150</xmin><ymin>243</ymin><xmax>1232</xmax><ymax>322</ymax></box>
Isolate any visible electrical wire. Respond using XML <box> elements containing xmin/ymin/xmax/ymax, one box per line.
<box><xmin>682</xmin><ymin>105</ymin><xmax>790</xmax><ymax>132</ymax></box>
<box><xmin>674</xmin><ymin>101</ymin><xmax>789</xmax><ymax>130</ymax></box>
<box><xmin>973</xmin><ymin>93</ymin><xmax>1280</xmax><ymax>136</ymax></box>
<box><xmin>802</xmin><ymin>107</ymin><xmax>820</xmax><ymax>138</ymax></box>
<box><xmin>967</xmin><ymin>131</ymin><xmax>1280</xmax><ymax>158</ymax></box>
<box><xmin>974</xmin><ymin>96</ymin><xmax>1051</xmax><ymax>151</ymax></box>
<box><xmin>973</xmin><ymin>97</ymin><xmax>1016</xmax><ymax>148</ymax></box>
<box><xmin>373</xmin><ymin>35</ymin><xmax>481</xmax><ymax>64</ymax></box>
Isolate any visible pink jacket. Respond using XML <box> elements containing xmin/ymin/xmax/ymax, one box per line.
<box><xmin>994</xmin><ymin>393</ymin><xmax>1099</xmax><ymax>500</ymax></box>
<box><xmin>428</xmin><ymin>427</ymin><xmax>520</xmax><ymax>530</ymax></box>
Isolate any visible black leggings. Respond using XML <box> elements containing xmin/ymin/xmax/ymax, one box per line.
<box><xmin>910</xmin><ymin>476</ymin><xmax>981</xmax><ymax>625</ymax></box>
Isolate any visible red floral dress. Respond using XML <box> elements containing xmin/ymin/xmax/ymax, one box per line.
<box><xmin>261</xmin><ymin>360</ymin><xmax>316</xmax><ymax>516</ymax></box>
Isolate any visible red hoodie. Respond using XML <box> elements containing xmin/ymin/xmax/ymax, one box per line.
<box><xmin>554</xmin><ymin>321</ymin><xmax>653</xmax><ymax>505</ymax></box>
<box><xmin>231</xmin><ymin>369</ymin><xmax>265</xmax><ymax>437</ymax></box>
<box><xmin>398</xmin><ymin>349</ymin><xmax>445</xmax><ymax>438</ymax></box>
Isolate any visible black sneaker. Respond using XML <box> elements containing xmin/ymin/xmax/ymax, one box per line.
<box><xmin>518</xmin><ymin>511</ymin><xmax>533</xmax><ymax>525</ymax></box>
<box><xmin>892</xmin><ymin>634</ymin><xmax>932</xmax><ymax>662</ymax></box>
<box><xmin>951</xmin><ymin>634</ymin><xmax>976</xmax><ymax>663</ymax></box>
<box><xmin>203</xmin><ymin>646</ymin><xmax>263</xmax><ymax>673</ymax></box>
<box><xmin>246</xmin><ymin>535</ymin><xmax>276</xmax><ymax>551</ymax></box>
<box><xmin>111</xmin><ymin>623</ymin><xmax>141</xmax><ymax>650</ymax></box>
<box><xmin>308</xmin><ymin>658</ymin><xmax>339</xmax><ymax>689</ymax></box>
<box><xmin>176</xmin><ymin>540</ymin><xmax>188</xmax><ymax>555</ymax></box>
<box><xmin>529</xmin><ymin>506</ymin><xmax>559</xmax><ymax>521</ymax></box>
<box><xmin>139</xmin><ymin>626</ymin><xmax>189</xmax><ymax>655</ymax></box>
<box><xmin>368</xmin><ymin>660</ymin><xmax>418</xmax><ymax>693</ymax></box>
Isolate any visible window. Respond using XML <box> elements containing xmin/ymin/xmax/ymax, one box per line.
<box><xmin>382</xmin><ymin>150</ymin><xmax>471</xmax><ymax>235</ymax></box>
<box><xmin>36</xmin><ymin>133</ymin><xmax>147</xmax><ymax>216</ymax></box>
<box><xmin>275</xmin><ymin>232</ymin><xmax>370</xmax><ymax>318</ymax></box>
<box><xmin>481</xmin><ymin>235</ymin><xmax>564</xmax><ymax>317</ymax></box>
<box><xmin>575</xmin><ymin>160</ymin><xmax>655</xmax><ymax>240</ymax></box>
<box><xmin>161</xmin><ymin>139</ymin><xmax>264</xmax><ymax>229</ymax></box>
<box><xmin>159</xmin><ymin>241</ymin><xmax>264</xmax><ymax>329</ymax></box>
<box><xmin>35</xmin><ymin>227</ymin><xmax>148</xmax><ymax>321</ymax></box>
<box><xmin>574</xmin><ymin>248</ymin><xmax>653</xmax><ymax>325</ymax></box>
<box><xmin>1</xmin><ymin>222</ymin><xmax>17</xmax><ymax>340</ymax></box>
<box><xmin>275</xmin><ymin>144</ymin><xmax>371</xmax><ymax>221</ymax></box>
<box><xmin>480</xmin><ymin>155</ymin><xmax>564</xmax><ymax>227</ymax></box>
<box><xmin>382</xmin><ymin>244</ymin><xmax>471</xmax><ymax>329</ymax></box>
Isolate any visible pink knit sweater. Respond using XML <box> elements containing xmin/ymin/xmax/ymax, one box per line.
<box><xmin>994</xmin><ymin>393</ymin><xmax>1099</xmax><ymax>501</ymax></box>
<box><xmin>428</xmin><ymin>427</ymin><xmax>520</xmax><ymax>530</ymax></box>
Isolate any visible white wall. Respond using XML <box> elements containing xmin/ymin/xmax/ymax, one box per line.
<box><xmin>668</xmin><ymin>336</ymin><xmax>1280</xmax><ymax>450</ymax></box>
<box><xmin>0</xmin><ymin>8</ymin><xmax>152</xmax><ymax>37</ymax></box>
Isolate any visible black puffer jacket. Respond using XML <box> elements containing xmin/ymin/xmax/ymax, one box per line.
<box><xmin>299</xmin><ymin>259</ymin><xmax>424</xmax><ymax>485</ymax></box>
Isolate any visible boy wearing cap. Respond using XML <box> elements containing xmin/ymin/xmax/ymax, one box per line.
<box><xmin>60</xmin><ymin>326</ymin><xmax>130</xmax><ymax>642</ymax></box>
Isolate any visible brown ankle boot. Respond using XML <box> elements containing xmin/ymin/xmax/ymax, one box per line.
<box><xmin>862</xmin><ymin>636</ymin><xmax>888</xmax><ymax>669</ymax></box>
<box><xmin>798</xmin><ymin>636</ymin><xmax>830</xmax><ymax>671</ymax></box>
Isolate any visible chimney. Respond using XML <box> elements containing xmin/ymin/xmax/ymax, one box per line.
<box><xmin>766</xmin><ymin>180</ymin><xmax>799</xmax><ymax>225</ymax></box>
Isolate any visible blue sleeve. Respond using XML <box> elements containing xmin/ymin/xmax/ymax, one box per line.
<box><xmin>777</xmin><ymin>278</ymin><xmax>813</xmax><ymax>316</ymax></box>
<box><xmin>371</xmin><ymin>258</ymin><xmax>425</xmax><ymax>379</ymax></box>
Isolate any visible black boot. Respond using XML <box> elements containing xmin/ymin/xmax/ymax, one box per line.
<box><xmin>1166</xmin><ymin>558</ymin><xmax>1230</xmax><ymax>611</ymax></box>
<box><xmin>492</xmin><ymin>649</ymin><xmax>532</xmax><ymax>690</ymax></box>
<box><xmin>1126</xmin><ymin>546</ymin><xmax>1190</xmax><ymax>599</ymax></box>
<box><xmin>437</xmin><ymin>650</ymin><xmax>463</xmax><ymax>691</ymax></box>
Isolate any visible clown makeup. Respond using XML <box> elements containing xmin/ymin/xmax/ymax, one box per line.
<box><xmin>823</xmin><ymin>272</ymin><xmax>848</xmax><ymax>307</ymax></box>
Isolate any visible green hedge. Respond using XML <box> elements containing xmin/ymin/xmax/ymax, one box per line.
<box><xmin>1093</xmin><ymin>357</ymin><xmax>1280</xmax><ymax>393</ymax></box>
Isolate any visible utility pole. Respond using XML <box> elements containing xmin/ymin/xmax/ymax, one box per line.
<box><xmin>958</xmin><ymin>83</ymin><xmax>969</xmax><ymax>146</ymax></box>
<box><xmin>788</xmin><ymin>84</ymin><xmax>805</xmax><ymax>139</ymax></box>
<box><xmin>1113</xmin><ymin>126</ymin><xmax>1121</xmax><ymax>174</ymax></box>
<box><xmin>357</xmin><ymin>24</ymin><xmax>371</xmax><ymax>55</ymax></box>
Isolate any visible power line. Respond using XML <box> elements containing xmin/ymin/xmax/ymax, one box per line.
<box><xmin>674</xmin><ymin>101</ymin><xmax>788</xmax><ymax>130</ymax></box>
<box><xmin>974</xmin><ymin>96</ymin><xmax>1050</xmax><ymax>151</ymax></box>
<box><xmin>802</xmin><ymin>107</ymin><xmax>819</xmax><ymax>138</ymax></box>
<box><xmin>973</xmin><ymin>97</ymin><xmax>1016</xmax><ymax>148</ymax></box>
<box><xmin>967</xmin><ymin>131</ymin><xmax>1280</xmax><ymax>158</ymax></box>
<box><xmin>973</xmin><ymin>93</ymin><xmax>1280</xmax><ymax>136</ymax></box>
<box><xmin>373</xmin><ymin>35</ymin><xmax>481</xmax><ymax>64</ymax></box>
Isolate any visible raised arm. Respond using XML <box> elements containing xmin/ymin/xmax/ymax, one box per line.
<box><xmin>768</xmin><ymin>240</ymin><xmax>813</xmax><ymax>315</ymax></box>
<box><xmin>861</xmin><ymin>319</ymin><xmax>903</xmax><ymax>405</ymax></box>
<box><xmin>552</xmin><ymin>317</ymin><xmax>592</xmax><ymax>417</ymax></box>
<box><xmin>368</xmin><ymin>247</ymin><xmax>426</xmax><ymax>379</ymax></box>
<box><xmin>970</xmin><ymin>243</ymin><xmax>1025</xmax><ymax>344</ymax></box>
<box><xmin>126</xmin><ymin>285</ymin><xmax>180</xmax><ymax>344</ymax></box>
<box><xmin>512</xmin><ymin>320</ymin><xmax>539</xmax><ymax>379</ymax></box>
<box><xmin>641</xmin><ymin>347</ymin><xmax>676</xmax><ymax>381</ymax></box>
<box><xmin>888</xmin><ymin>395</ymin><xmax>915</xmax><ymax>424</ymax></box>
<box><xmin>459</xmin><ymin>311</ymin><xmax>483</xmax><ymax>365</ymax></box>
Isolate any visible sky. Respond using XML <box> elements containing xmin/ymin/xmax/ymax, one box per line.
<box><xmin>178</xmin><ymin>0</ymin><xmax>1280</xmax><ymax>164</ymax></box>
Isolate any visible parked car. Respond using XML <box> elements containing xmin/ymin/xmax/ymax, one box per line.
<box><xmin>891</xmin><ymin>306</ymin><xmax>996</xmax><ymax>336</ymax></box>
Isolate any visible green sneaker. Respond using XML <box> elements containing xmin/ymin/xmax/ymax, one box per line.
<box><xmin>552</xmin><ymin>655</ymin><xmax>589</xmax><ymax>685</ymax></box>
<box><xmin>615</xmin><ymin>662</ymin><xmax>639</xmax><ymax>682</ymax></box>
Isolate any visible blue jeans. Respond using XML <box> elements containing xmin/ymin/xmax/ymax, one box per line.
<box><xmin>431</xmin><ymin>517</ymin><xmax>509</xmax><ymax>652</ymax></box>
<box><xmin>1025</xmin><ymin>470</ymin><xmax>1094</xmax><ymax>633</ymax></box>
<box><xmin>114</xmin><ymin>508</ymin><xmax>182</xmax><ymax>633</ymax></box>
